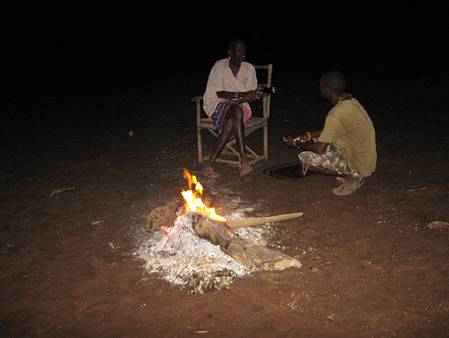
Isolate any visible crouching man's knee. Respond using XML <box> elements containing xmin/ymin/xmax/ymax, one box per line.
<box><xmin>298</xmin><ymin>151</ymin><xmax>315</xmax><ymax>166</ymax></box>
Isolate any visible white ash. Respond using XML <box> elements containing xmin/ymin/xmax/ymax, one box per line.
<box><xmin>136</xmin><ymin>211</ymin><xmax>273</xmax><ymax>293</ymax></box>
<box><xmin>236</xmin><ymin>225</ymin><xmax>271</xmax><ymax>247</ymax></box>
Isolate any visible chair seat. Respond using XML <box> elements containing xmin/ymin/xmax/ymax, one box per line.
<box><xmin>199</xmin><ymin>116</ymin><xmax>267</xmax><ymax>130</ymax></box>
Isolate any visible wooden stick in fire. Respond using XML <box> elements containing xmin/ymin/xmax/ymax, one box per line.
<box><xmin>226</xmin><ymin>212</ymin><xmax>303</xmax><ymax>229</ymax></box>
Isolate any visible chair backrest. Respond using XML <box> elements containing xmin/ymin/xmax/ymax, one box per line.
<box><xmin>255</xmin><ymin>64</ymin><xmax>273</xmax><ymax>118</ymax></box>
<box><xmin>255</xmin><ymin>64</ymin><xmax>273</xmax><ymax>89</ymax></box>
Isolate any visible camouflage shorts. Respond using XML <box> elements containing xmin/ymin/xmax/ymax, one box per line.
<box><xmin>298</xmin><ymin>144</ymin><xmax>359</xmax><ymax>177</ymax></box>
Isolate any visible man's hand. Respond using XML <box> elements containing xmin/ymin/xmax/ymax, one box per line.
<box><xmin>230</xmin><ymin>90</ymin><xmax>264</xmax><ymax>104</ymax></box>
<box><xmin>283</xmin><ymin>135</ymin><xmax>311</xmax><ymax>150</ymax></box>
<box><xmin>243</xmin><ymin>90</ymin><xmax>263</xmax><ymax>102</ymax></box>
<box><xmin>255</xmin><ymin>89</ymin><xmax>265</xmax><ymax>99</ymax></box>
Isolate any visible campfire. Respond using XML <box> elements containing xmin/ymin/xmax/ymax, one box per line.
<box><xmin>138</xmin><ymin>169</ymin><xmax>302</xmax><ymax>293</ymax></box>
<box><xmin>181</xmin><ymin>169</ymin><xmax>226</xmax><ymax>222</ymax></box>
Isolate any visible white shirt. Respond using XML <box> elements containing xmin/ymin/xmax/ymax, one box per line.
<box><xmin>203</xmin><ymin>58</ymin><xmax>258</xmax><ymax>116</ymax></box>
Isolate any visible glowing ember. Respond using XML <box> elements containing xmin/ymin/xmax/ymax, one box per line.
<box><xmin>158</xmin><ymin>223</ymin><xmax>182</xmax><ymax>249</ymax></box>
<box><xmin>181</xmin><ymin>169</ymin><xmax>226</xmax><ymax>222</ymax></box>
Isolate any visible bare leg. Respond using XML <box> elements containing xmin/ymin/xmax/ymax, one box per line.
<box><xmin>232</xmin><ymin>106</ymin><xmax>248</xmax><ymax>164</ymax></box>
<box><xmin>231</xmin><ymin>106</ymin><xmax>252</xmax><ymax>176</ymax></box>
<box><xmin>207</xmin><ymin>114</ymin><xmax>235</xmax><ymax>166</ymax></box>
<box><xmin>204</xmin><ymin>105</ymin><xmax>251</xmax><ymax>176</ymax></box>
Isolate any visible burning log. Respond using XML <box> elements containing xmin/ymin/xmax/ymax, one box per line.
<box><xmin>145</xmin><ymin>198</ymin><xmax>183</xmax><ymax>232</ymax></box>
<box><xmin>227</xmin><ymin>212</ymin><xmax>303</xmax><ymax>229</ymax></box>
<box><xmin>225</xmin><ymin>236</ymin><xmax>301</xmax><ymax>271</ymax></box>
<box><xmin>193</xmin><ymin>216</ymin><xmax>301</xmax><ymax>271</ymax></box>
<box><xmin>145</xmin><ymin>169</ymin><xmax>301</xmax><ymax>276</ymax></box>
<box><xmin>146</xmin><ymin>202</ymin><xmax>304</xmax><ymax>233</ymax></box>
<box><xmin>192</xmin><ymin>216</ymin><xmax>235</xmax><ymax>247</ymax></box>
<box><xmin>145</xmin><ymin>202</ymin><xmax>302</xmax><ymax>271</ymax></box>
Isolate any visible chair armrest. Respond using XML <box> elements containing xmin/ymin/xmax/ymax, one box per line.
<box><xmin>193</xmin><ymin>96</ymin><xmax>204</xmax><ymax>125</ymax></box>
<box><xmin>193</xmin><ymin>95</ymin><xmax>270</xmax><ymax>120</ymax></box>
<box><xmin>249</xmin><ymin>95</ymin><xmax>271</xmax><ymax>119</ymax></box>
<box><xmin>262</xmin><ymin>94</ymin><xmax>271</xmax><ymax>119</ymax></box>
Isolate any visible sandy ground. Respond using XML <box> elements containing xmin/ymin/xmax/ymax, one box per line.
<box><xmin>1</xmin><ymin>72</ymin><xmax>449</xmax><ymax>337</ymax></box>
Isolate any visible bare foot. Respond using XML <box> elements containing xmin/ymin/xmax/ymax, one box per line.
<box><xmin>239</xmin><ymin>163</ymin><xmax>252</xmax><ymax>177</ymax></box>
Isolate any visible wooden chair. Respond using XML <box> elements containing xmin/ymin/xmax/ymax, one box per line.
<box><xmin>192</xmin><ymin>64</ymin><xmax>273</xmax><ymax>166</ymax></box>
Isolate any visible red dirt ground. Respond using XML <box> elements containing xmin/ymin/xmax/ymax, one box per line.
<box><xmin>1</xmin><ymin>82</ymin><xmax>449</xmax><ymax>337</ymax></box>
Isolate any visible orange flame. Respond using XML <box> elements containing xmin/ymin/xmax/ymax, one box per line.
<box><xmin>181</xmin><ymin>169</ymin><xmax>226</xmax><ymax>222</ymax></box>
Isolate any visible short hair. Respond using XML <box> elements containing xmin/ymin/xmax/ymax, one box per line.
<box><xmin>227</xmin><ymin>38</ymin><xmax>246</xmax><ymax>51</ymax></box>
<box><xmin>321</xmin><ymin>70</ymin><xmax>346</xmax><ymax>95</ymax></box>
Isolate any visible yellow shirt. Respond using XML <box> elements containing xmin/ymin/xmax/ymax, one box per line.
<box><xmin>318</xmin><ymin>98</ymin><xmax>377</xmax><ymax>177</ymax></box>
<box><xmin>203</xmin><ymin>58</ymin><xmax>258</xmax><ymax>116</ymax></box>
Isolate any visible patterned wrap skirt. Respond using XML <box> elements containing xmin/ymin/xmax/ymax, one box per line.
<box><xmin>211</xmin><ymin>101</ymin><xmax>251</xmax><ymax>133</ymax></box>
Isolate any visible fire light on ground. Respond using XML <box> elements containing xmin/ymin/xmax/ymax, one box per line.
<box><xmin>136</xmin><ymin>170</ymin><xmax>274</xmax><ymax>293</ymax></box>
<box><xmin>136</xmin><ymin>169</ymin><xmax>300</xmax><ymax>293</ymax></box>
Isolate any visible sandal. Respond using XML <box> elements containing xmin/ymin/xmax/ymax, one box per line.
<box><xmin>239</xmin><ymin>163</ymin><xmax>252</xmax><ymax>177</ymax></box>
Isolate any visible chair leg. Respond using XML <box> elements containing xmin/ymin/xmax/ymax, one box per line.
<box><xmin>264</xmin><ymin>124</ymin><xmax>268</xmax><ymax>159</ymax></box>
<box><xmin>200</xmin><ymin>124</ymin><xmax>268</xmax><ymax>165</ymax></box>
<box><xmin>197</xmin><ymin>127</ymin><xmax>203</xmax><ymax>163</ymax></box>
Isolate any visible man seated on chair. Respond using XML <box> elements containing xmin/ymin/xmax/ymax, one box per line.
<box><xmin>283</xmin><ymin>70</ymin><xmax>377</xmax><ymax>196</ymax></box>
<box><xmin>202</xmin><ymin>38</ymin><xmax>264</xmax><ymax>177</ymax></box>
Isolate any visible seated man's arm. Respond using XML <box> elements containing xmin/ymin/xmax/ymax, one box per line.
<box><xmin>216</xmin><ymin>90</ymin><xmax>262</xmax><ymax>103</ymax></box>
<box><xmin>216</xmin><ymin>91</ymin><xmax>238</xmax><ymax>101</ymax></box>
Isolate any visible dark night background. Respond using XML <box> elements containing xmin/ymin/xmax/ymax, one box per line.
<box><xmin>1</xmin><ymin>2</ymin><xmax>448</xmax><ymax>138</ymax></box>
